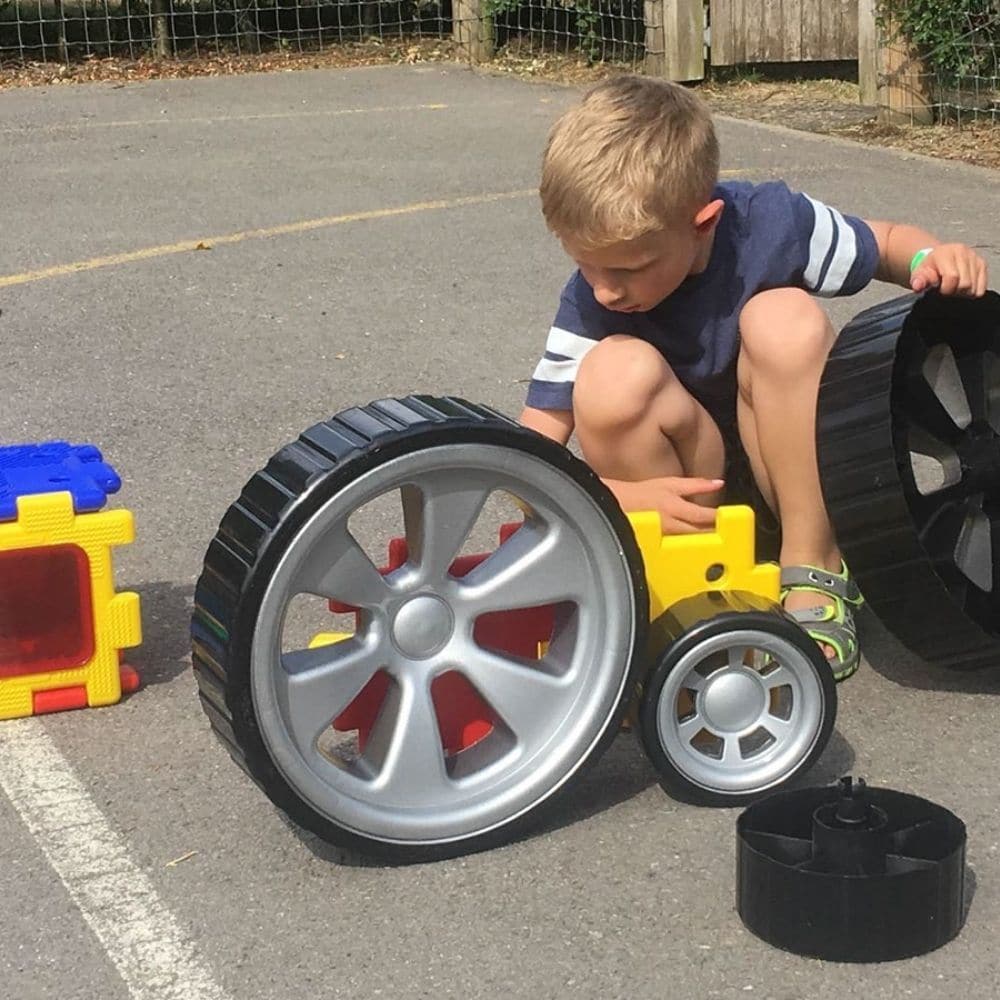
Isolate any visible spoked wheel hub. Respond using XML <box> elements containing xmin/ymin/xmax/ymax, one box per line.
<box><xmin>819</xmin><ymin>290</ymin><xmax>1000</xmax><ymax>669</ymax></box>
<box><xmin>193</xmin><ymin>396</ymin><xmax>648</xmax><ymax>862</ymax></box>
<box><xmin>639</xmin><ymin>593</ymin><xmax>836</xmax><ymax>806</ymax></box>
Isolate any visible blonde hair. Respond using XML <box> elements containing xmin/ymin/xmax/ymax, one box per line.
<box><xmin>540</xmin><ymin>75</ymin><xmax>719</xmax><ymax>249</ymax></box>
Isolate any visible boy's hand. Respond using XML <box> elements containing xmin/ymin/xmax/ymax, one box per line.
<box><xmin>603</xmin><ymin>476</ymin><xmax>724</xmax><ymax>534</ymax></box>
<box><xmin>911</xmin><ymin>243</ymin><xmax>989</xmax><ymax>297</ymax></box>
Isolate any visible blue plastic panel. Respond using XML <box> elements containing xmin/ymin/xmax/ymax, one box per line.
<box><xmin>0</xmin><ymin>443</ymin><xmax>121</xmax><ymax>521</ymax></box>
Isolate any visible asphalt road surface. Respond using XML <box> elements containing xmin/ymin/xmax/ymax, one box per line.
<box><xmin>2</xmin><ymin>63</ymin><xmax>1000</xmax><ymax>999</ymax></box>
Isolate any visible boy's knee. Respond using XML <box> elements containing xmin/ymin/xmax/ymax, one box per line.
<box><xmin>740</xmin><ymin>288</ymin><xmax>834</xmax><ymax>373</ymax></box>
<box><xmin>574</xmin><ymin>335</ymin><xmax>675</xmax><ymax>431</ymax></box>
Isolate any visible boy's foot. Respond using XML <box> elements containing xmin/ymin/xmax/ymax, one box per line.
<box><xmin>780</xmin><ymin>563</ymin><xmax>864</xmax><ymax>681</ymax></box>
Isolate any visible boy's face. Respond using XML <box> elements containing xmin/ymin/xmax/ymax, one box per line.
<box><xmin>562</xmin><ymin>199</ymin><xmax>724</xmax><ymax>314</ymax></box>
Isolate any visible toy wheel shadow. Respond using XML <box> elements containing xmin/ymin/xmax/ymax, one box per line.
<box><xmin>191</xmin><ymin>397</ymin><xmax>648</xmax><ymax>864</ymax></box>
<box><xmin>819</xmin><ymin>290</ymin><xmax>1000</xmax><ymax>671</ymax></box>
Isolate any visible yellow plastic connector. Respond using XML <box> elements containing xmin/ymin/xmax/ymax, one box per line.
<box><xmin>627</xmin><ymin>504</ymin><xmax>780</xmax><ymax>623</ymax></box>
<box><xmin>0</xmin><ymin>491</ymin><xmax>142</xmax><ymax>720</ymax></box>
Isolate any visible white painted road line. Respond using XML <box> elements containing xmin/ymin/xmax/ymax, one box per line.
<box><xmin>0</xmin><ymin>718</ymin><xmax>232</xmax><ymax>1000</ymax></box>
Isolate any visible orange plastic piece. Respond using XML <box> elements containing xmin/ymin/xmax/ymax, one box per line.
<box><xmin>33</xmin><ymin>685</ymin><xmax>89</xmax><ymax>714</ymax></box>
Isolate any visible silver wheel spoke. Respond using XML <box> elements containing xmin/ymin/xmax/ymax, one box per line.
<box><xmin>763</xmin><ymin>715</ymin><xmax>794</xmax><ymax>740</ymax></box>
<box><xmin>279</xmin><ymin>638</ymin><xmax>385</xmax><ymax>748</ymax></box>
<box><xmin>401</xmin><ymin>474</ymin><xmax>492</xmax><ymax>580</ymax></box>
<box><xmin>728</xmin><ymin>646</ymin><xmax>750</xmax><ymax>670</ymax></box>
<box><xmin>761</xmin><ymin>665</ymin><xmax>793</xmax><ymax>689</ymax></box>
<box><xmin>459</xmin><ymin>524</ymin><xmax>585</xmax><ymax>613</ymax></box>
<box><xmin>677</xmin><ymin>714</ymin><xmax>705</xmax><ymax>742</ymax></box>
<box><xmin>460</xmin><ymin>650</ymin><xmax>569</xmax><ymax>741</ymax></box>
<box><xmin>721</xmin><ymin>737</ymin><xmax>743</xmax><ymax>766</ymax></box>
<box><xmin>295</xmin><ymin>525</ymin><xmax>391</xmax><ymax>607</ymax></box>
<box><xmin>368</xmin><ymin>676</ymin><xmax>450</xmax><ymax>806</ymax></box>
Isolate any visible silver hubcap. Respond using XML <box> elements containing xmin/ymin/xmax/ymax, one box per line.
<box><xmin>251</xmin><ymin>444</ymin><xmax>638</xmax><ymax>844</ymax></box>
<box><xmin>391</xmin><ymin>596</ymin><xmax>453</xmax><ymax>658</ymax></box>
<box><xmin>657</xmin><ymin>629</ymin><xmax>824</xmax><ymax>794</ymax></box>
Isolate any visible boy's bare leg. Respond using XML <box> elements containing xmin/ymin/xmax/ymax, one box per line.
<box><xmin>735</xmin><ymin>288</ymin><xmax>842</xmax><ymax>627</ymax></box>
<box><xmin>573</xmin><ymin>334</ymin><xmax>726</xmax><ymax>483</ymax></box>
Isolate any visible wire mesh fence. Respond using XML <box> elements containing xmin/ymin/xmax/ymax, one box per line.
<box><xmin>0</xmin><ymin>0</ymin><xmax>452</xmax><ymax>62</ymax></box>
<box><xmin>487</xmin><ymin>0</ymin><xmax>643</xmax><ymax>69</ymax></box>
<box><xmin>0</xmin><ymin>0</ymin><xmax>649</xmax><ymax>68</ymax></box>
<box><xmin>877</xmin><ymin>3</ymin><xmax>1000</xmax><ymax>123</ymax></box>
<box><xmin>2</xmin><ymin>0</ymin><xmax>999</xmax><ymax>128</ymax></box>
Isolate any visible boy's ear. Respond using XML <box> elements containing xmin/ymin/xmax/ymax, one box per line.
<box><xmin>693</xmin><ymin>198</ymin><xmax>725</xmax><ymax>234</ymax></box>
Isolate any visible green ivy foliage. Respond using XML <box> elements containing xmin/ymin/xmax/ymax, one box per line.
<box><xmin>877</xmin><ymin>0</ymin><xmax>1000</xmax><ymax>82</ymax></box>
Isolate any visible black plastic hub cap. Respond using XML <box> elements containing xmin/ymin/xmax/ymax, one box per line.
<box><xmin>736</xmin><ymin>777</ymin><xmax>966</xmax><ymax>962</ymax></box>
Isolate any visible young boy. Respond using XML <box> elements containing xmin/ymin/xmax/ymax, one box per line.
<box><xmin>519</xmin><ymin>75</ymin><xmax>988</xmax><ymax>681</ymax></box>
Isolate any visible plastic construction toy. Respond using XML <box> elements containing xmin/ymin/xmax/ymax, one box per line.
<box><xmin>0</xmin><ymin>443</ymin><xmax>142</xmax><ymax>720</ymax></box>
<box><xmin>191</xmin><ymin>290</ymin><xmax>1000</xmax><ymax>863</ymax></box>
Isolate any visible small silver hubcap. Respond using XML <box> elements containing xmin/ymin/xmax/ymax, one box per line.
<box><xmin>657</xmin><ymin>628</ymin><xmax>824</xmax><ymax>795</ymax></box>
<box><xmin>700</xmin><ymin>671</ymin><xmax>765</xmax><ymax>732</ymax></box>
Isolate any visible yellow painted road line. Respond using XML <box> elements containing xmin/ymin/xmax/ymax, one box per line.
<box><xmin>0</xmin><ymin>189</ymin><xmax>536</xmax><ymax>289</ymax></box>
<box><xmin>3</xmin><ymin>102</ymin><xmax>452</xmax><ymax>133</ymax></box>
<box><xmin>0</xmin><ymin>171</ymin><xmax>763</xmax><ymax>289</ymax></box>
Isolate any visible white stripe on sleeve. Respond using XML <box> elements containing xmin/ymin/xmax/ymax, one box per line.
<box><xmin>803</xmin><ymin>194</ymin><xmax>834</xmax><ymax>290</ymax></box>
<box><xmin>531</xmin><ymin>355</ymin><xmax>581</xmax><ymax>384</ymax></box>
<box><xmin>817</xmin><ymin>205</ymin><xmax>858</xmax><ymax>296</ymax></box>
<box><xmin>544</xmin><ymin>325</ymin><xmax>601</xmax><ymax>361</ymax></box>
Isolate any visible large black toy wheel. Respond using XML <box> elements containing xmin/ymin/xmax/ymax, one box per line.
<box><xmin>191</xmin><ymin>396</ymin><xmax>648</xmax><ymax>863</ymax></box>
<box><xmin>819</xmin><ymin>291</ymin><xmax>1000</xmax><ymax>669</ymax></box>
<box><xmin>638</xmin><ymin>592</ymin><xmax>836</xmax><ymax>806</ymax></box>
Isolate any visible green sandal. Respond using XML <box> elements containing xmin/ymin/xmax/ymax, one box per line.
<box><xmin>780</xmin><ymin>563</ymin><xmax>864</xmax><ymax>682</ymax></box>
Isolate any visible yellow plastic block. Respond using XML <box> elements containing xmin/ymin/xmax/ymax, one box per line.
<box><xmin>309</xmin><ymin>631</ymin><xmax>354</xmax><ymax>649</ymax></box>
<box><xmin>627</xmin><ymin>505</ymin><xmax>780</xmax><ymax>623</ymax></box>
<box><xmin>0</xmin><ymin>491</ymin><xmax>142</xmax><ymax>720</ymax></box>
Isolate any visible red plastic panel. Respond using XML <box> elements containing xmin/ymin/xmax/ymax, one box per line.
<box><xmin>0</xmin><ymin>545</ymin><xmax>94</xmax><ymax>677</ymax></box>
<box><xmin>328</xmin><ymin>524</ymin><xmax>557</xmax><ymax>755</ymax></box>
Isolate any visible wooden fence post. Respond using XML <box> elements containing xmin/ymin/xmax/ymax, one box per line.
<box><xmin>453</xmin><ymin>0</ymin><xmax>493</xmax><ymax>63</ymax></box>
<box><xmin>151</xmin><ymin>0</ymin><xmax>170</xmax><ymax>57</ymax></box>
<box><xmin>880</xmin><ymin>14</ymin><xmax>933</xmax><ymax>123</ymax></box>
<box><xmin>860</xmin><ymin>3</ymin><xmax>933</xmax><ymax>124</ymax></box>
<box><xmin>644</xmin><ymin>0</ymin><xmax>704</xmax><ymax>81</ymax></box>
<box><xmin>858</xmin><ymin>0</ymin><xmax>878</xmax><ymax>106</ymax></box>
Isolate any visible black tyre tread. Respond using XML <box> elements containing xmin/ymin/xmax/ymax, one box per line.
<box><xmin>191</xmin><ymin>395</ymin><xmax>647</xmax><ymax>863</ymax></box>
<box><xmin>818</xmin><ymin>291</ymin><xmax>1000</xmax><ymax>670</ymax></box>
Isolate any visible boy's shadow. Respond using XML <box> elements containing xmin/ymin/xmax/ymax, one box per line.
<box><xmin>858</xmin><ymin>605</ymin><xmax>1000</xmax><ymax>694</ymax></box>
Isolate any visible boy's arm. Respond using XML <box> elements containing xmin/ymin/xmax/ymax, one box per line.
<box><xmin>864</xmin><ymin>219</ymin><xmax>988</xmax><ymax>297</ymax></box>
<box><xmin>519</xmin><ymin>405</ymin><xmax>574</xmax><ymax>446</ymax></box>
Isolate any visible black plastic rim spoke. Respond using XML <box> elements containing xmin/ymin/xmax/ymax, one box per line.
<box><xmin>955</xmin><ymin>349</ymin><xmax>991</xmax><ymax>427</ymax></box>
<box><xmin>917</xmin><ymin>498</ymin><xmax>973</xmax><ymax>564</ymax></box>
<box><xmin>901</xmin><ymin>368</ymin><xmax>965</xmax><ymax>445</ymax></box>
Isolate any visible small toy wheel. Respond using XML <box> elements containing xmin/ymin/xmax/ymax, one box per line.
<box><xmin>192</xmin><ymin>396</ymin><xmax>648</xmax><ymax>863</ymax></box>
<box><xmin>638</xmin><ymin>592</ymin><xmax>836</xmax><ymax>806</ymax></box>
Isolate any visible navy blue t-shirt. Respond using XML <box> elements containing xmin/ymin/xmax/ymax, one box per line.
<box><xmin>525</xmin><ymin>180</ymin><xmax>880</xmax><ymax>428</ymax></box>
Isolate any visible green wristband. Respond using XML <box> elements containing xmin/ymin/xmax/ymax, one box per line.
<box><xmin>910</xmin><ymin>247</ymin><xmax>934</xmax><ymax>273</ymax></box>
